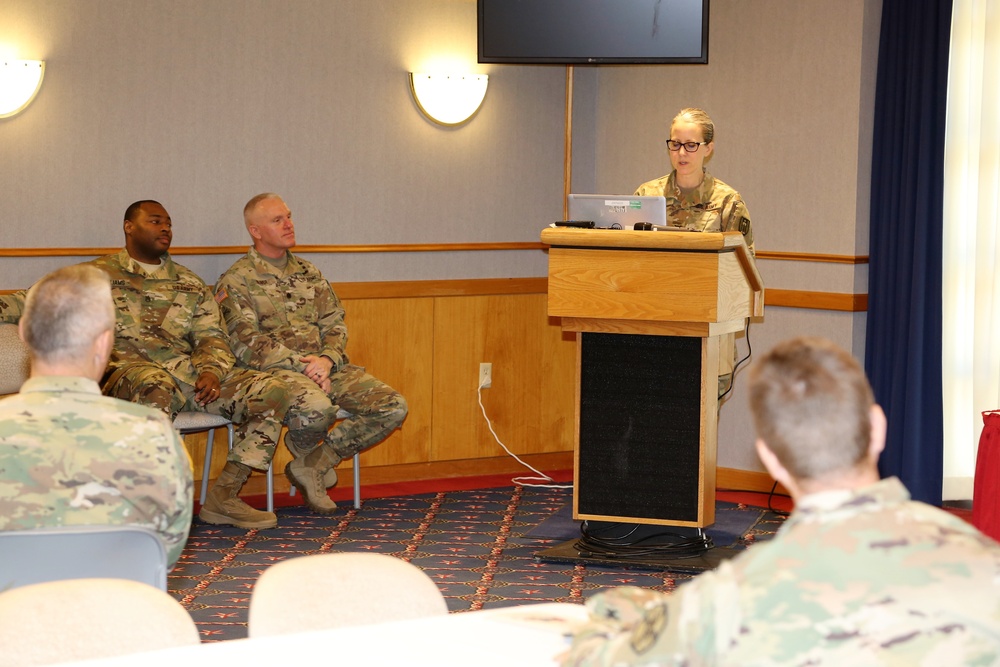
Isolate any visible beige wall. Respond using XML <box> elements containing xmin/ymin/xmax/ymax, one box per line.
<box><xmin>0</xmin><ymin>0</ymin><xmax>564</xmax><ymax>283</ymax></box>
<box><xmin>0</xmin><ymin>0</ymin><xmax>882</xmax><ymax>475</ymax></box>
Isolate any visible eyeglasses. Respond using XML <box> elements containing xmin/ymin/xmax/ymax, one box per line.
<box><xmin>666</xmin><ymin>139</ymin><xmax>709</xmax><ymax>152</ymax></box>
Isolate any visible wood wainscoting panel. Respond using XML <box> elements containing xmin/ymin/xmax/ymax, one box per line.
<box><xmin>337</xmin><ymin>296</ymin><xmax>435</xmax><ymax>468</ymax></box>
<box><xmin>431</xmin><ymin>293</ymin><xmax>577</xmax><ymax>462</ymax></box>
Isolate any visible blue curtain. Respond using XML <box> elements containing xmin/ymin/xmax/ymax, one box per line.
<box><xmin>865</xmin><ymin>0</ymin><xmax>952</xmax><ymax>505</ymax></box>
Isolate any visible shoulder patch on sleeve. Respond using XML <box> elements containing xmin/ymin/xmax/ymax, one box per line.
<box><xmin>630</xmin><ymin>603</ymin><xmax>668</xmax><ymax>654</ymax></box>
<box><xmin>215</xmin><ymin>287</ymin><xmax>228</xmax><ymax>303</ymax></box>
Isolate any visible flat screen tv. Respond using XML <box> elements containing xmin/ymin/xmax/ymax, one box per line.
<box><xmin>478</xmin><ymin>0</ymin><xmax>709</xmax><ymax>65</ymax></box>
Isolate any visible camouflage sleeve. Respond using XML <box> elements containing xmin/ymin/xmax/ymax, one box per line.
<box><xmin>314</xmin><ymin>279</ymin><xmax>348</xmax><ymax>371</ymax></box>
<box><xmin>161</xmin><ymin>419</ymin><xmax>194</xmax><ymax>567</ymax></box>
<box><xmin>724</xmin><ymin>197</ymin><xmax>754</xmax><ymax>256</ymax></box>
<box><xmin>187</xmin><ymin>285</ymin><xmax>235</xmax><ymax>380</ymax></box>
<box><xmin>561</xmin><ymin>587</ymin><xmax>680</xmax><ymax>666</ymax></box>
<box><xmin>215</xmin><ymin>271</ymin><xmax>305</xmax><ymax>372</ymax></box>
<box><xmin>0</xmin><ymin>290</ymin><xmax>27</xmax><ymax>323</ymax></box>
<box><xmin>562</xmin><ymin>573</ymin><xmax>735</xmax><ymax>667</ymax></box>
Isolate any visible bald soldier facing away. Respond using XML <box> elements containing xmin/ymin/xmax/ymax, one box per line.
<box><xmin>215</xmin><ymin>193</ymin><xmax>408</xmax><ymax>514</ymax></box>
<box><xmin>0</xmin><ymin>265</ymin><xmax>193</xmax><ymax>567</ymax></box>
<box><xmin>562</xmin><ymin>337</ymin><xmax>1000</xmax><ymax>666</ymax></box>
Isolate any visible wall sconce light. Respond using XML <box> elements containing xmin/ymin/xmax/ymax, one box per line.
<box><xmin>409</xmin><ymin>73</ymin><xmax>488</xmax><ymax>126</ymax></box>
<box><xmin>0</xmin><ymin>60</ymin><xmax>45</xmax><ymax>119</ymax></box>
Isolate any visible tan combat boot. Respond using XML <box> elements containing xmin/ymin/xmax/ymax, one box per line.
<box><xmin>285</xmin><ymin>434</ymin><xmax>339</xmax><ymax>488</ymax></box>
<box><xmin>285</xmin><ymin>444</ymin><xmax>341</xmax><ymax>515</ymax></box>
<box><xmin>199</xmin><ymin>461</ymin><xmax>278</xmax><ymax>529</ymax></box>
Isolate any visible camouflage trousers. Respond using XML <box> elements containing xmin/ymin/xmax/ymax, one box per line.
<box><xmin>102</xmin><ymin>363</ymin><xmax>290</xmax><ymax>470</ymax></box>
<box><xmin>275</xmin><ymin>365</ymin><xmax>408</xmax><ymax>459</ymax></box>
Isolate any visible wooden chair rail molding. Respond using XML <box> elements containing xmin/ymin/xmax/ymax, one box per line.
<box><xmin>0</xmin><ymin>242</ymin><xmax>546</xmax><ymax>258</ymax></box>
<box><xmin>0</xmin><ymin>244</ymin><xmax>866</xmax><ymax>263</ymax></box>
<box><xmin>767</xmin><ymin>289</ymin><xmax>868</xmax><ymax>312</ymax></box>
<box><xmin>754</xmin><ymin>250</ymin><xmax>869</xmax><ymax>264</ymax></box>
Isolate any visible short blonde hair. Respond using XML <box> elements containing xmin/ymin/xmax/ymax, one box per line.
<box><xmin>671</xmin><ymin>107</ymin><xmax>715</xmax><ymax>144</ymax></box>
<box><xmin>243</xmin><ymin>193</ymin><xmax>283</xmax><ymax>228</ymax></box>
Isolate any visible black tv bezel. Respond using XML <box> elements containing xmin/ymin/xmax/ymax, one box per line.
<box><xmin>477</xmin><ymin>0</ymin><xmax>710</xmax><ymax>65</ymax></box>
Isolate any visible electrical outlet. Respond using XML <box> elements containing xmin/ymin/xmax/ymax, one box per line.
<box><xmin>479</xmin><ymin>362</ymin><xmax>492</xmax><ymax>389</ymax></box>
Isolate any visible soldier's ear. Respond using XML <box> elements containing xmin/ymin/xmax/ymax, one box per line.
<box><xmin>248</xmin><ymin>224</ymin><xmax>262</xmax><ymax>241</ymax></box>
<box><xmin>755</xmin><ymin>438</ymin><xmax>790</xmax><ymax>487</ymax></box>
<box><xmin>868</xmin><ymin>404</ymin><xmax>887</xmax><ymax>462</ymax></box>
<box><xmin>95</xmin><ymin>327</ymin><xmax>114</xmax><ymax>366</ymax></box>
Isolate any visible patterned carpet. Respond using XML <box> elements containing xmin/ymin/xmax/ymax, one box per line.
<box><xmin>169</xmin><ymin>485</ymin><xmax>783</xmax><ymax>641</ymax></box>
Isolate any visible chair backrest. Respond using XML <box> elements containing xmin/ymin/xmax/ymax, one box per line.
<box><xmin>0</xmin><ymin>577</ymin><xmax>200</xmax><ymax>666</ymax></box>
<box><xmin>0</xmin><ymin>322</ymin><xmax>29</xmax><ymax>395</ymax></box>
<box><xmin>248</xmin><ymin>552</ymin><xmax>448</xmax><ymax>638</ymax></box>
<box><xmin>0</xmin><ymin>525</ymin><xmax>168</xmax><ymax>592</ymax></box>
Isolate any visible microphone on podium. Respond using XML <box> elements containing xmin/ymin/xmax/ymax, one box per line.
<box><xmin>634</xmin><ymin>222</ymin><xmax>682</xmax><ymax>231</ymax></box>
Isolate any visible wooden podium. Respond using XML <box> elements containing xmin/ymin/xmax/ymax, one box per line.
<box><xmin>542</xmin><ymin>227</ymin><xmax>764</xmax><ymax>528</ymax></box>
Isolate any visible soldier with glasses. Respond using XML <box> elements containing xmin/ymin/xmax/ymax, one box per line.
<box><xmin>634</xmin><ymin>107</ymin><xmax>755</xmax><ymax>397</ymax></box>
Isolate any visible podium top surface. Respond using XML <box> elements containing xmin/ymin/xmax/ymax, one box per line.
<box><xmin>541</xmin><ymin>227</ymin><xmax>745</xmax><ymax>252</ymax></box>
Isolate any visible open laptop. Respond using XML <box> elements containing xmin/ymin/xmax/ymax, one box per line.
<box><xmin>566</xmin><ymin>194</ymin><xmax>667</xmax><ymax>230</ymax></box>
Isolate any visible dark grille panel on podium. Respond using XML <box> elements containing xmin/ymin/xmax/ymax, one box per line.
<box><xmin>541</xmin><ymin>228</ymin><xmax>764</xmax><ymax>528</ymax></box>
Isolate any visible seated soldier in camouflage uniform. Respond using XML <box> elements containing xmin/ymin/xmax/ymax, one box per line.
<box><xmin>562</xmin><ymin>337</ymin><xmax>1000</xmax><ymax>666</ymax></box>
<box><xmin>0</xmin><ymin>200</ymin><xmax>290</xmax><ymax>530</ymax></box>
<box><xmin>0</xmin><ymin>265</ymin><xmax>193</xmax><ymax>567</ymax></box>
<box><xmin>215</xmin><ymin>193</ymin><xmax>408</xmax><ymax>514</ymax></box>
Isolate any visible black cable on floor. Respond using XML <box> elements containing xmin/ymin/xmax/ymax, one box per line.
<box><xmin>573</xmin><ymin>521</ymin><xmax>713</xmax><ymax>560</ymax></box>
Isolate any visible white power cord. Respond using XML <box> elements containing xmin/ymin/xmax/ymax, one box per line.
<box><xmin>477</xmin><ymin>380</ymin><xmax>573</xmax><ymax>489</ymax></box>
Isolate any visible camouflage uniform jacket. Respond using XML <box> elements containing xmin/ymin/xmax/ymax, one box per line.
<box><xmin>0</xmin><ymin>290</ymin><xmax>26</xmax><ymax>323</ymax></box>
<box><xmin>562</xmin><ymin>477</ymin><xmax>1000</xmax><ymax>666</ymax></box>
<box><xmin>215</xmin><ymin>248</ymin><xmax>348</xmax><ymax>374</ymax></box>
<box><xmin>91</xmin><ymin>249</ymin><xmax>236</xmax><ymax>387</ymax></box>
<box><xmin>0</xmin><ymin>376</ymin><xmax>194</xmax><ymax>567</ymax></box>
<box><xmin>634</xmin><ymin>170</ymin><xmax>754</xmax><ymax>254</ymax></box>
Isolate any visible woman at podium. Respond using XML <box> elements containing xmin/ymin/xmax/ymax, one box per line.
<box><xmin>634</xmin><ymin>107</ymin><xmax>754</xmax><ymax>254</ymax></box>
<box><xmin>634</xmin><ymin>107</ymin><xmax>756</xmax><ymax>396</ymax></box>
